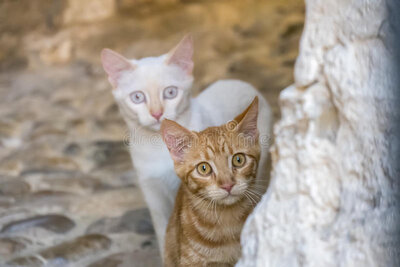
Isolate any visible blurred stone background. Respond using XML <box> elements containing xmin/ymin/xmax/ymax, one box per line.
<box><xmin>0</xmin><ymin>0</ymin><xmax>304</xmax><ymax>266</ymax></box>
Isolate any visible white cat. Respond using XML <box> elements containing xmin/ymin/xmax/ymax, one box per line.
<box><xmin>101</xmin><ymin>34</ymin><xmax>272</xmax><ymax>256</ymax></box>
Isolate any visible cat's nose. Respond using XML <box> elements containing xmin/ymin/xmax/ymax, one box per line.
<box><xmin>220</xmin><ymin>183</ymin><xmax>234</xmax><ymax>193</ymax></box>
<box><xmin>151</xmin><ymin>111</ymin><xmax>163</xmax><ymax>121</ymax></box>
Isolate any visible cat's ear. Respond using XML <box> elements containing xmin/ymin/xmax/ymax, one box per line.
<box><xmin>235</xmin><ymin>97</ymin><xmax>259</xmax><ymax>140</ymax></box>
<box><xmin>101</xmin><ymin>48</ymin><xmax>135</xmax><ymax>88</ymax></box>
<box><xmin>161</xmin><ymin>119</ymin><xmax>194</xmax><ymax>163</ymax></box>
<box><xmin>165</xmin><ymin>34</ymin><xmax>194</xmax><ymax>74</ymax></box>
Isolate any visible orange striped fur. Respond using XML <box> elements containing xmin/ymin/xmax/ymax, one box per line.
<box><xmin>161</xmin><ymin>97</ymin><xmax>265</xmax><ymax>266</ymax></box>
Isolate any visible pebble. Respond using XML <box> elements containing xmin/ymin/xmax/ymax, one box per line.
<box><xmin>0</xmin><ymin>237</ymin><xmax>26</xmax><ymax>257</ymax></box>
<box><xmin>40</xmin><ymin>234</ymin><xmax>112</xmax><ymax>262</ymax></box>
<box><xmin>0</xmin><ymin>180</ymin><xmax>31</xmax><ymax>196</ymax></box>
<box><xmin>1</xmin><ymin>214</ymin><xmax>75</xmax><ymax>234</ymax></box>
<box><xmin>86</xmin><ymin>208</ymin><xmax>154</xmax><ymax>235</ymax></box>
<box><xmin>88</xmin><ymin>250</ymin><xmax>162</xmax><ymax>267</ymax></box>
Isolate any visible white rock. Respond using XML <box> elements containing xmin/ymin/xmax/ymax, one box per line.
<box><xmin>238</xmin><ymin>0</ymin><xmax>400</xmax><ymax>266</ymax></box>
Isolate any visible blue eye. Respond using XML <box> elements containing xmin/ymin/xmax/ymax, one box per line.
<box><xmin>163</xmin><ymin>86</ymin><xmax>178</xmax><ymax>99</ymax></box>
<box><xmin>130</xmin><ymin>91</ymin><xmax>146</xmax><ymax>104</ymax></box>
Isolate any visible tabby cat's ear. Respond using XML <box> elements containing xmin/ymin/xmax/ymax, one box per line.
<box><xmin>236</xmin><ymin>97</ymin><xmax>259</xmax><ymax>140</ymax></box>
<box><xmin>101</xmin><ymin>48</ymin><xmax>135</xmax><ymax>88</ymax></box>
<box><xmin>165</xmin><ymin>34</ymin><xmax>194</xmax><ymax>74</ymax></box>
<box><xmin>161</xmin><ymin>119</ymin><xmax>194</xmax><ymax>162</ymax></box>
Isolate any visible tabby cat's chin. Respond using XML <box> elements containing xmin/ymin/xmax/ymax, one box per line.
<box><xmin>217</xmin><ymin>194</ymin><xmax>242</xmax><ymax>206</ymax></box>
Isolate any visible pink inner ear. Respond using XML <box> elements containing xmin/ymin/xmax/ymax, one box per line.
<box><xmin>237</xmin><ymin>97</ymin><xmax>259</xmax><ymax>140</ymax></box>
<box><xmin>101</xmin><ymin>49</ymin><xmax>134</xmax><ymax>87</ymax></box>
<box><xmin>166</xmin><ymin>35</ymin><xmax>194</xmax><ymax>74</ymax></box>
<box><xmin>240</xmin><ymin>120</ymin><xmax>259</xmax><ymax>140</ymax></box>
<box><xmin>161</xmin><ymin>119</ymin><xmax>193</xmax><ymax>162</ymax></box>
<box><xmin>164</xmin><ymin>133</ymin><xmax>191</xmax><ymax>162</ymax></box>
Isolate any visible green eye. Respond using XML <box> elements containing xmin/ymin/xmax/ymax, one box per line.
<box><xmin>197</xmin><ymin>162</ymin><xmax>212</xmax><ymax>176</ymax></box>
<box><xmin>232</xmin><ymin>153</ymin><xmax>246</xmax><ymax>167</ymax></box>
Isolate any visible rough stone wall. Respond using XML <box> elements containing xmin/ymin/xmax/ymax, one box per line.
<box><xmin>238</xmin><ymin>0</ymin><xmax>400</xmax><ymax>266</ymax></box>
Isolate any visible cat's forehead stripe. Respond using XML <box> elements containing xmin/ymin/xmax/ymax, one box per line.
<box><xmin>206</xmin><ymin>146</ymin><xmax>214</xmax><ymax>159</ymax></box>
<box><xmin>222</xmin><ymin>140</ymin><xmax>230</xmax><ymax>154</ymax></box>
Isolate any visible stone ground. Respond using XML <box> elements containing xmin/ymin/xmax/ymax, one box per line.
<box><xmin>0</xmin><ymin>0</ymin><xmax>304</xmax><ymax>266</ymax></box>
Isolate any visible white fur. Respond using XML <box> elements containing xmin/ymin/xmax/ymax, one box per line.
<box><xmin>102</xmin><ymin>41</ymin><xmax>272</xmax><ymax>257</ymax></box>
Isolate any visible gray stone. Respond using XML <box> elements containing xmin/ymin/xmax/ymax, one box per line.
<box><xmin>63</xmin><ymin>142</ymin><xmax>81</xmax><ymax>156</ymax></box>
<box><xmin>6</xmin><ymin>256</ymin><xmax>42</xmax><ymax>266</ymax></box>
<box><xmin>40</xmin><ymin>234</ymin><xmax>112</xmax><ymax>262</ymax></box>
<box><xmin>0</xmin><ymin>237</ymin><xmax>27</xmax><ymax>257</ymax></box>
<box><xmin>121</xmin><ymin>209</ymin><xmax>154</xmax><ymax>235</ymax></box>
<box><xmin>88</xmin><ymin>250</ymin><xmax>162</xmax><ymax>267</ymax></box>
<box><xmin>86</xmin><ymin>208</ymin><xmax>154</xmax><ymax>235</ymax></box>
<box><xmin>90</xmin><ymin>141</ymin><xmax>131</xmax><ymax>172</ymax></box>
<box><xmin>5</xmin><ymin>235</ymin><xmax>113</xmax><ymax>266</ymax></box>
<box><xmin>1</xmin><ymin>214</ymin><xmax>75</xmax><ymax>234</ymax></box>
<box><xmin>0</xmin><ymin>180</ymin><xmax>30</xmax><ymax>196</ymax></box>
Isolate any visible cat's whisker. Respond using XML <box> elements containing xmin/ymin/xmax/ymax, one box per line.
<box><xmin>192</xmin><ymin>193</ymin><xmax>219</xmax><ymax>212</ymax></box>
<box><xmin>206</xmin><ymin>198</ymin><xmax>214</xmax><ymax>214</ymax></box>
<box><xmin>250</xmin><ymin>183</ymin><xmax>269</xmax><ymax>190</ymax></box>
<box><xmin>252</xmin><ymin>180</ymin><xmax>270</xmax><ymax>185</ymax></box>
<box><xmin>246</xmin><ymin>191</ymin><xmax>262</xmax><ymax>204</ymax></box>
<box><xmin>213</xmin><ymin>200</ymin><xmax>220</xmax><ymax>224</ymax></box>
<box><xmin>191</xmin><ymin>194</ymin><xmax>208</xmax><ymax>210</ymax></box>
<box><xmin>248</xmin><ymin>189</ymin><xmax>265</xmax><ymax>195</ymax></box>
<box><xmin>251</xmin><ymin>181</ymin><xmax>268</xmax><ymax>185</ymax></box>
<box><xmin>243</xmin><ymin>191</ymin><xmax>253</xmax><ymax>204</ymax></box>
<box><xmin>243</xmin><ymin>192</ymin><xmax>256</xmax><ymax>208</ymax></box>
<box><xmin>249</xmin><ymin>189</ymin><xmax>267</xmax><ymax>197</ymax></box>
<box><xmin>244</xmin><ymin>190</ymin><xmax>259</xmax><ymax>207</ymax></box>
<box><xmin>249</xmin><ymin>186</ymin><xmax>264</xmax><ymax>194</ymax></box>
<box><xmin>247</xmin><ymin>188</ymin><xmax>264</xmax><ymax>197</ymax></box>
<box><xmin>192</xmin><ymin>200</ymin><xmax>206</xmax><ymax>211</ymax></box>
<box><xmin>248</xmin><ymin>185</ymin><xmax>266</xmax><ymax>191</ymax></box>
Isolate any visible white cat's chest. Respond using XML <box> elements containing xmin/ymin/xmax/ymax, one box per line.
<box><xmin>130</xmin><ymin>137</ymin><xmax>173</xmax><ymax>177</ymax></box>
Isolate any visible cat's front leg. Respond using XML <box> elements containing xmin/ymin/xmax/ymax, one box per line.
<box><xmin>138</xmin><ymin>174</ymin><xmax>179</xmax><ymax>257</ymax></box>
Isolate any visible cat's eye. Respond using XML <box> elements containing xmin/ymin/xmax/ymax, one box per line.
<box><xmin>232</xmin><ymin>153</ymin><xmax>246</xmax><ymax>167</ymax></box>
<box><xmin>130</xmin><ymin>91</ymin><xmax>146</xmax><ymax>104</ymax></box>
<box><xmin>196</xmin><ymin>162</ymin><xmax>212</xmax><ymax>176</ymax></box>
<box><xmin>163</xmin><ymin>86</ymin><xmax>178</xmax><ymax>99</ymax></box>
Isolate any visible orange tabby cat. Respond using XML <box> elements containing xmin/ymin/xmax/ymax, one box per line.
<box><xmin>161</xmin><ymin>97</ymin><xmax>264</xmax><ymax>266</ymax></box>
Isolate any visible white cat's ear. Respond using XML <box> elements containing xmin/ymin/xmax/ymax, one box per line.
<box><xmin>101</xmin><ymin>48</ymin><xmax>135</xmax><ymax>88</ymax></box>
<box><xmin>161</xmin><ymin>119</ymin><xmax>194</xmax><ymax>162</ymax></box>
<box><xmin>165</xmin><ymin>34</ymin><xmax>194</xmax><ymax>74</ymax></box>
<box><xmin>235</xmin><ymin>97</ymin><xmax>259</xmax><ymax>140</ymax></box>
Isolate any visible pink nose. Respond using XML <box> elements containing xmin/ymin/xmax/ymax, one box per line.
<box><xmin>220</xmin><ymin>183</ymin><xmax>234</xmax><ymax>193</ymax></box>
<box><xmin>151</xmin><ymin>111</ymin><xmax>163</xmax><ymax>121</ymax></box>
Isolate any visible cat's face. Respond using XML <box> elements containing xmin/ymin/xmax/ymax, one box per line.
<box><xmin>162</xmin><ymin>97</ymin><xmax>260</xmax><ymax>206</ymax></box>
<box><xmin>101</xmin><ymin>35</ymin><xmax>194</xmax><ymax>131</ymax></box>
